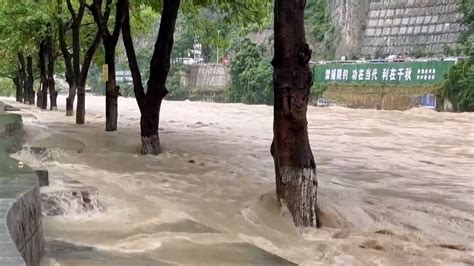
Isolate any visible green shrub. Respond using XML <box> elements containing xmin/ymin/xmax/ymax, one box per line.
<box><xmin>311</xmin><ymin>83</ymin><xmax>327</xmax><ymax>99</ymax></box>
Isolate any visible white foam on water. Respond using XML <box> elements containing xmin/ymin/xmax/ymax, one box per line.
<box><xmin>3</xmin><ymin>95</ymin><xmax>473</xmax><ymax>265</ymax></box>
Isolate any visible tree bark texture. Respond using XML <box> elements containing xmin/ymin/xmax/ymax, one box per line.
<box><xmin>271</xmin><ymin>0</ymin><xmax>318</xmax><ymax>227</ymax></box>
<box><xmin>122</xmin><ymin>0</ymin><xmax>180</xmax><ymax>154</ymax></box>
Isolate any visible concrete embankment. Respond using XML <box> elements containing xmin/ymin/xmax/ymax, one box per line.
<box><xmin>0</xmin><ymin>108</ymin><xmax>44</xmax><ymax>266</ymax></box>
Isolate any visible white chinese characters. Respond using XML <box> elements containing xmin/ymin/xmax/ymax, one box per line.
<box><xmin>416</xmin><ymin>69</ymin><xmax>436</xmax><ymax>80</ymax></box>
<box><xmin>324</xmin><ymin>67</ymin><xmax>419</xmax><ymax>82</ymax></box>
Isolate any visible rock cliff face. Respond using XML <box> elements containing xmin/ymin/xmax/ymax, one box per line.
<box><xmin>325</xmin><ymin>0</ymin><xmax>462</xmax><ymax>58</ymax></box>
<box><xmin>330</xmin><ymin>0</ymin><xmax>371</xmax><ymax>58</ymax></box>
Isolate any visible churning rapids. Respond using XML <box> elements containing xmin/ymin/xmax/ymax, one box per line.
<box><xmin>2</xmin><ymin>95</ymin><xmax>473</xmax><ymax>265</ymax></box>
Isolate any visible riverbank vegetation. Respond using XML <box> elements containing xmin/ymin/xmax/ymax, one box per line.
<box><xmin>440</xmin><ymin>0</ymin><xmax>474</xmax><ymax>112</ymax></box>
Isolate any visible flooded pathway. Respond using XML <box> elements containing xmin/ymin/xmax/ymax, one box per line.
<box><xmin>2</xmin><ymin>95</ymin><xmax>473</xmax><ymax>265</ymax></box>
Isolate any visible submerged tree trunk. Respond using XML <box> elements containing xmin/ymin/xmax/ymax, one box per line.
<box><xmin>48</xmin><ymin>77</ymin><xmax>57</xmax><ymax>111</ymax></box>
<box><xmin>66</xmin><ymin>76</ymin><xmax>77</xmax><ymax>116</ymax></box>
<box><xmin>89</xmin><ymin>0</ymin><xmax>125</xmax><ymax>131</ymax></box>
<box><xmin>72</xmin><ymin>22</ymin><xmax>82</xmax><ymax>121</ymax></box>
<box><xmin>58</xmin><ymin>8</ymin><xmax>75</xmax><ymax>116</ymax></box>
<box><xmin>39</xmin><ymin>41</ymin><xmax>48</xmax><ymax>110</ymax></box>
<box><xmin>41</xmin><ymin>81</ymin><xmax>48</xmax><ymax>110</ymax></box>
<box><xmin>76</xmin><ymin>31</ymin><xmax>101</xmax><ymax>125</ymax></box>
<box><xmin>76</xmin><ymin>85</ymin><xmax>86</xmax><ymax>124</ymax></box>
<box><xmin>57</xmin><ymin>0</ymin><xmax>101</xmax><ymax>121</ymax></box>
<box><xmin>139</xmin><ymin>98</ymin><xmax>163</xmax><ymax>154</ymax></box>
<box><xmin>26</xmin><ymin>56</ymin><xmax>35</xmax><ymax>105</ymax></box>
<box><xmin>13</xmin><ymin>73</ymin><xmax>22</xmax><ymax>102</ymax></box>
<box><xmin>141</xmin><ymin>0</ymin><xmax>180</xmax><ymax>154</ymax></box>
<box><xmin>104</xmin><ymin>45</ymin><xmax>118</xmax><ymax>131</ymax></box>
<box><xmin>18</xmin><ymin>53</ymin><xmax>28</xmax><ymax>104</ymax></box>
<box><xmin>122</xmin><ymin>0</ymin><xmax>180</xmax><ymax>154</ymax></box>
<box><xmin>46</xmin><ymin>26</ymin><xmax>58</xmax><ymax>111</ymax></box>
<box><xmin>271</xmin><ymin>0</ymin><xmax>318</xmax><ymax>227</ymax></box>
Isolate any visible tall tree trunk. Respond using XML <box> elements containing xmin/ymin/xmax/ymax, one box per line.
<box><xmin>76</xmin><ymin>85</ymin><xmax>86</xmax><ymax>124</ymax></box>
<box><xmin>142</xmin><ymin>0</ymin><xmax>180</xmax><ymax>154</ymax></box>
<box><xmin>104</xmin><ymin>44</ymin><xmax>118</xmax><ymax>131</ymax></box>
<box><xmin>13</xmin><ymin>73</ymin><xmax>22</xmax><ymax>102</ymax></box>
<box><xmin>69</xmin><ymin>23</ymin><xmax>82</xmax><ymax>117</ymax></box>
<box><xmin>48</xmin><ymin>76</ymin><xmax>57</xmax><ymax>111</ymax></box>
<box><xmin>46</xmin><ymin>25</ymin><xmax>58</xmax><ymax>111</ymax></box>
<box><xmin>89</xmin><ymin>0</ymin><xmax>124</xmax><ymax>131</ymax></box>
<box><xmin>57</xmin><ymin>6</ymin><xmax>75</xmax><ymax>116</ymax></box>
<box><xmin>18</xmin><ymin>53</ymin><xmax>28</xmax><ymax>104</ymax></box>
<box><xmin>39</xmin><ymin>41</ymin><xmax>48</xmax><ymax>110</ymax></box>
<box><xmin>66</xmin><ymin>75</ymin><xmax>77</xmax><ymax>116</ymax></box>
<box><xmin>26</xmin><ymin>56</ymin><xmax>35</xmax><ymax>105</ymax></box>
<box><xmin>60</xmin><ymin>0</ymin><xmax>95</xmax><ymax>119</ymax></box>
<box><xmin>271</xmin><ymin>0</ymin><xmax>318</xmax><ymax>227</ymax></box>
<box><xmin>40</xmin><ymin>76</ymin><xmax>48</xmax><ymax>110</ymax></box>
<box><xmin>76</xmin><ymin>31</ymin><xmax>101</xmax><ymax>125</ymax></box>
<box><xmin>122</xmin><ymin>0</ymin><xmax>180</xmax><ymax>154</ymax></box>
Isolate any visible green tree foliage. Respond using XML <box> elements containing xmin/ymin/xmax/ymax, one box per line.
<box><xmin>226</xmin><ymin>38</ymin><xmax>273</xmax><ymax>104</ymax></box>
<box><xmin>0</xmin><ymin>78</ymin><xmax>15</xmax><ymax>97</ymax></box>
<box><xmin>305</xmin><ymin>0</ymin><xmax>337</xmax><ymax>60</ymax></box>
<box><xmin>442</xmin><ymin>57</ymin><xmax>474</xmax><ymax>112</ymax></box>
<box><xmin>440</xmin><ymin>0</ymin><xmax>473</xmax><ymax>112</ymax></box>
<box><xmin>460</xmin><ymin>0</ymin><xmax>474</xmax><ymax>42</ymax></box>
<box><xmin>305</xmin><ymin>0</ymin><xmax>331</xmax><ymax>42</ymax></box>
<box><xmin>310</xmin><ymin>83</ymin><xmax>327</xmax><ymax>100</ymax></box>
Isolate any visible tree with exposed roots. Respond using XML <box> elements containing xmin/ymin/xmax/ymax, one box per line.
<box><xmin>271</xmin><ymin>0</ymin><xmax>318</xmax><ymax>227</ymax></box>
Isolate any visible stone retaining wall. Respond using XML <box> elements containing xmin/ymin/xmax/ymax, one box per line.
<box><xmin>184</xmin><ymin>64</ymin><xmax>229</xmax><ymax>92</ymax></box>
<box><xmin>361</xmin><ymin>0</ymin><xmax>462</xmax><ymax>56</ymax></box>
<box><xmin>6</xmin><ymin>187</ymin><xmax>43</xmax><ymax>266</ymax></box>
<box><xmin>0</xmin><ymin>111</ymin><xmax>44</xmax><ymax>266</ymax></box>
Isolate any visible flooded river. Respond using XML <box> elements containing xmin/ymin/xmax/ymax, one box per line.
<box><xmin>2</xmin><ymin>95</ymin><xmax>473</xmax><ymax>265</ymax></box>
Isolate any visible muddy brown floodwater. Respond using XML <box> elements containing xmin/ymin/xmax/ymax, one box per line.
<box><xmin>2</xmin><ymin>95</ymin><xmax>473</xmax><ymax>265</ymax></box>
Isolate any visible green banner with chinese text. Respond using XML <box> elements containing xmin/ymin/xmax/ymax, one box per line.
<box><xmin>314</xmin><ymin>61</ymin><xmax>455</xmax><ymax>86</ymax></box>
